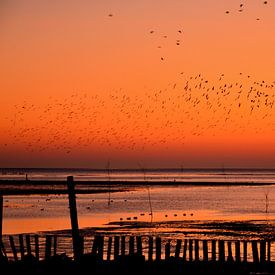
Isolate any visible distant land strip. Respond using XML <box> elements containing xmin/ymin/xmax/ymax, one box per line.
<box><xmin>0</xmin><ymin>180</ymin><xmax>274</xmax><ymax>195</ymax></box>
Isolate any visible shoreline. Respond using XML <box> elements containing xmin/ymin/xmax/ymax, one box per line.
<box><xmin>0</xmin><ymin>180</ymin><xmax>274</xmax><ymax>195</ymax></box>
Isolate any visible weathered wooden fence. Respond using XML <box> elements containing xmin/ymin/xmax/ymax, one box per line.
<box><xmin>0</xmin><ymin>234</ymin><xmax>273</xmax><ymax>264</ymax></box>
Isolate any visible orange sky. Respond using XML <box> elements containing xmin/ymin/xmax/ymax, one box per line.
<box><xmin>1</xmin><ymin>0</ymin><xmax>275</xmax><ymax>168</ymax></box>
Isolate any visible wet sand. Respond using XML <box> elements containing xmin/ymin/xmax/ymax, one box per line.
<box><xmin>48</xmin><ymin>219</ymin><xmax>275</xmax><ymax>240</ymax></box>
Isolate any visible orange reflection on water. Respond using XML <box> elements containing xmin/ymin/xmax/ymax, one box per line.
<box><xmin>3</xmin><ymin>209</ymin><xmax>273</xmax><ymax>235</ymax></box>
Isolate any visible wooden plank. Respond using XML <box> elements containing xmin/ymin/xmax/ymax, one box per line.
<box><xmin>211</xmin><ymin>240</ymin><xmax>216</xmax><ymax>261</ymax></box>
<box><xmin>91</xmin><ymin>236</ymin><xmax>98</xmax><ymax>255</ymax></box>
<box><xmin>45</xmin><ymin>235</ymin><xmax>52</xmax><ymax>260</ymax></box>
<box><xmin>26</xmin><ymin>235</ymin><xmax>31</xmax><ymax>255</ymax></box>
<box><xmin>34</xmin><ymin>235</ymin><xmax>39</xmax><ymax>260</ymax></box>
<box><xmin>182</xmin><ymin>239</ymin><xmax>187</xmax><ymax>261</ymax></box>
<box><xmin>129</xmin><ymin>236</ymin><xmax>135</xmax><ymax>255</ymax></box>
<box><xmin>175</xmin><ymin>239</ymin><xmax>182</xmax><ymax>259</ymax></box>
<box><xmin>227</xmin><ymin>241</ymin><xmax>233</xmax><ymax>262</ymax></box>
<box><xmin>243</xmin><ymin>241</ymin><xmax>247</xmax><ymax>263</ymax></box>
<box><xmin>148</xmin><ymin>236</ymin><xmax>153</xmax><ymax>261</ymax></box>
<box><xmin>67</xmin><ymin>176</ymin><xmax>82</xmax><ymax>261</ymax></box>
<box><xmin>235</xmin><ymin>241</ymin><xmax>240</xmax><ymax>262</ymax></box>
<box><xmin>189</xmin><ymin>239</ymin><xmax>193</xmax><ymax>261</ymax></box>
<box><xmin>218</xmin><ymin>240</ymin><xmax>225</xmax><ymax>262</ymax></box>
<box><xmin>19</xmin><ymin>234</ymin><xmax>25</xmax><ymax>259</ymax></box>
<box><xmin>267</xmin><ymin>241</ymin><xmax>271</xmax><ymax>262</ymax></box>
<box><xmin>260</xmin><ymin>240</ymin><xmax>266</xmax><ymax>263</ymax></box>
<box><xmin>9</xmin><ymin>236</ymin><xmax>18</xmax><ymax>261</ymax></box>
<box><xmin>114</xmin><ymin>236</ymin><xmax>120</xmax><ymax>260</ymax></box>
<box><xmin>194</xmin><ymin>239</ymin><xmax>199</xmax><ymax>261</ymax></box>
<box><xmin>156</xmin><ymin>237</ymin><xmax>161</xmax><ymax>261</ymax></box>
<box><xmin>165</xmin><ymin>240</ymin><xmax>171</xmax><ymax>260</ymax></box>
<box><xmin>0</xmin><ymin>240</ymin><xmax>7</xmax><ymax>260</ymax></box>
<box><xmin>252</xmin><ymin>241</ymin><xmax>259</xmax><ymax>263</ymax></box>
<box><xmin>53</xmin><ymin>235</ymin><xmax>57</xmax><ymax>256</ymax></box>
<box><xmin>203</xmin><ymin>240</ymin><xmax>208</xmax><ymax>262</ymax></box>
<box><xmin>121</xmin><ymin>236</ymin><xmax>126</xmax><ymax>256</ymax></box>
<box><xmin>97</xmin><ymin>236</ymin><xmax>104</xmax><ymax>261</ymax></box>
<box><xmin>107</xmin><ymin>237</ymin><xmax>112</xmax><ymax>261</ymax></box>
<box><xmin>136</xmin><ymin>236</ymin><xmax>142</xmax><ymax>256</ymax></box>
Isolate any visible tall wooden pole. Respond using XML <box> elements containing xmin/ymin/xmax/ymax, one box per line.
<box><xmin>67</xmin><ymin>176</ymin><xmax>82</xmax><ymax>261</ymax></box>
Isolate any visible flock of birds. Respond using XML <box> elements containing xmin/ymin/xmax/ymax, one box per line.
<box><xmin>3</xmin><ymin>72</ymin><xmax>275</xmax><ymax>154</ymax></box>
<box><xmin>225</xmin><ymin>1</ymin><xmax>269</xmax><ymax>21</ymax></box>
<box><xmin>1</xmin><ymin>1</ymin><xmax>274</xmax><ymax>155</ymax></box>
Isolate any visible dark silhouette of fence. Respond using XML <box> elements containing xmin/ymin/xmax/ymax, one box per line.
<box><xmin>0</xmin><ymin>234</ymin><xmax>273</xmax><ymax>263</ymax></box>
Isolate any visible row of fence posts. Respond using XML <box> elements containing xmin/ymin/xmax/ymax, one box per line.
<box><xmin>0</xmin><ymin>234</ymin><xmax>58</xmax><ymax>261</ymax></box>
<box><xmin>0</xmin><ymin>234</ymin><xmax>272</xmax><ymax>264</ymax></box>
<box><xmin>91</xmin><ymin>235</ymin><xmax>272</xmax><ymax>263</ymax></box>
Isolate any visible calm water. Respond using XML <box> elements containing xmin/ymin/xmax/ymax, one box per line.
<box><xmin>3</xmin><ymin>184</ymin><xmax>274</xmax><ymax>235</ymax></box>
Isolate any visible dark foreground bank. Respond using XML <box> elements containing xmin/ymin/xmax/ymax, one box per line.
<box><xmin>1</xmin><ymin>255</ymin><xmax>274</xmax><ymax>275</ymax></box>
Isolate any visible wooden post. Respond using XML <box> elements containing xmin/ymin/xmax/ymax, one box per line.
<box><xmin>26</xmin><ymin>235</ymin><xmax>31</xmax><ymax>255</ymax></box>
<box><xmin>165</xmin><ymin>240</ymin><xmax>171</xmax><ymax>260</ymax></box>
<box><xmin>121</xmin><ymin>236</ymin><xmax>126</xmax><ymax>256</ymax></box>
<box><xmin>92</xmin><ymin>236</ymin><xmax>98</xmax><ymax>255</ymax></box>
<box><xmin>182</xmin><ymin>239</ymin><xmax>187</xmax><ymax>261</ymax></box>
<box><xmin>0</xmin><ymin>239</ymin><xmax>6</xmax><ymax>257</ymax></box>
<box><xmin>129</xmin><ymin>236</ymin><xmax>135</xmax><ymax>255</ymax></box>
<box><xmin>67</xmin><ymin>176</ymin><xmax>82</xmax><ymax>261</ymax></box>
<box><xmin>243</xmin><ymin>241</ymin><xmax>247</xmax><ymax>263</ymax></box>
<box><xmin>227</xmin><ymin>241</ymin><xmax>233</xmax><ymax>262</ymax></box>
<box><xmin>136</xmin><ymin>236</ymin><xmax>142</xmax><ymax>256</ymax></box>
<box><xmin>235</xmin><ymin>241</ymin><xmax>240</xmax><ymax>262</ymax></box>
<box><xmin>0</xmin><ymin>240</ymin><xmax>7</xmax><ymax>261</ymax></box>
<box><xmin>189</xmin><ymin>239</ymin><xmax>193</xmax><ymax>261</ymax></box>
<box><xmin>175</xmin><ymin>239</ymin><xmax>182</xmax><ymax>259</ymax></box>
<box><xmin>218</xmin><ymin>240</ymin><xmax>225</xmax><ymax>262</ymax></box>
<box><xmin>148</xmin><ymin>236</ymin><xmax>153</xmax><ymax>261</ymax></box>
<box><xmin>194</xmin><ymin>239</ymin><xmax>199</xmax><ymax>261</ymax></box>
<box><xmin>0</xmin><ymin>194</ymin><xmax>3</xmax><ymax>241</ymax></box>
<box><xmin>53</xmin><ymin>235</ymin><xmax>57</xmax><ymax>256</ymax></box>
<box><xmin>114</xmin><ymin>236</ymin><xmax>120</xmax><ymax>260</ymax></box>
<box><xmin>9</xmin><ymin>236</ymin><xmax>18</xmax><ymax>261</ymax></box>
<box><xmin>260</xmin><ymin>240</ymin><xmax>266</xmax><ymax>263</ymax></box>
<box><xmin>45</xmin><ymin>235</ymin><xmax>52</xmax><ymax>260</ymax></box>
<box><xmin>267</xmin><ymin>241</ymin><xmax>271</xmax><ymax>262</ymax></box>
<box><xmin>19</xmin><ymin>234</ymin><xmax>25</xmax><ymax>259</ymax></box>
<box><xmin>211</xmin><ymin>240</ymin><xmax>216</xmax><ymax>261</ymax></box>
<box><xmin>107</xmin><ymin>237</ymin><xmax>112</xmax><ymax>261</ymax></box>
<box><xmin>0</xmin><ymin>241</ymin><xmax>4</xmax><ymax>260</ymax></box>
<box><xmin>203</xmin><ymin>240</ymin><xmax>208</xmax><ymax>262</ymax></box>
<box><xmin>97</xmin><ymin>236</ymin><xmax>104</xmax><ymax>261</ymax></box>
<box><xmin>156</xmin><ymin>237</ymin><xmax>161</xmax><ymax>261</ymax></box>
<box><xmin>34</xmin><ymin>235</ymin><xmax>39</xmax><ymax>260</ymax></box>
<box><xmin>252</xmin><ymin>241</ymin><xmax>259</xmax><ymax>263</ymax></box>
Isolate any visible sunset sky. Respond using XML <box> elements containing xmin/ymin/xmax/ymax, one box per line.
<box><xmin>1</xmin><ymin>0</ymin><xmax>275</xmax><ymax>168</ymax></box>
